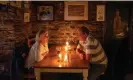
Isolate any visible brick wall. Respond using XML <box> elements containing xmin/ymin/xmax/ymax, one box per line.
<box><xmin>30</xmin><ymin>1</ymin><xmax>106</xmax><ymax>45</ymax></box>
<box><xmin>0</xmin><ymin>7</ymin><xmax>25</xmax><ymax>57</ymax></box>
<box><xmin>0</xmin><ymin>6</ymin><xmax>24</xmax><ymax>75</ymax></box>
<box><xmin>0</xmin><ymin>1</ymin><xmax>106</xmax><ymax>75</ymax></box>
<box><xmin>0</xmin><ymin>22</ymin><xmax>15</xmax><ymax>58</ymax></box>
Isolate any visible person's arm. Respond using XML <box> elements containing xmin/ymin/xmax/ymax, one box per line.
<box><xmin>85</xmin><ymin>38</ymin><xmax>98</xmax><ymax>62</ymax></box>
<box><xmin>35</xmin><ymin>43</ymin><xmax>49</xmax><ymax>62</ymax></box>
<box><xmin>36</xmin><ymin>46</ymin><xmax>43</xmax><ymax>62</ymax></box>
<box><xmin>25</xmin><ymin>46</ymin><xmax>34</xmax><ymax>69</ymax></box>
<box><xmin>76</xmin><ymin>48</ymin><xmax>84</xmax><ymax>60</ymax></box>
<box><xmin>35</xmin><ymin>43</ymin><xmax>42</xmax><ymax>62</ymax></box>
<box><xmin>76</xmin><ymin>43</ymin><xmax>80</xmax><ymax>53</ymax></box>
<box><xmin>76</xmin><ymin>43</ymin><xmax>86</xmax><ymax>60</ymax></box>
<box><xmin>85</xmin><ymin>53</ymin><xmax>92</xmax><ymax>62</ymax></box>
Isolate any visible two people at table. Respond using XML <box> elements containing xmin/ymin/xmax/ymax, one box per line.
<box><xmin>25</xmin><ymin>26</ymin><xmax>108</xmax><ymax>80</ymax></box>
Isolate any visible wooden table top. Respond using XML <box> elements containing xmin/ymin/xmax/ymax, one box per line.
<box><xmin>33</xmin><ymin>50</ymin><xmax>88</xmax><ymax>69</ymax></box>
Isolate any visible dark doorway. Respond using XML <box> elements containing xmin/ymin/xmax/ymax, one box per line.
<box><xmin>104</xmin><ymin>2</ymin><xmax>130</xmax><ymax>80</ymax></box>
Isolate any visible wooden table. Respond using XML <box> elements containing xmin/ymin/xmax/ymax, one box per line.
<box><xmin>33</xmin><ymin>51</ymin><xmax>89</xmax><ymax>80</ymax></box>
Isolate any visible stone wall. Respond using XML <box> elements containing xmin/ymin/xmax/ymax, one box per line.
<box><xmin>30</xmin><ymin>1</ymin><xmax>106</xmax><ymax>45</ymax></box>
<box><xmin>0</xmin><ymin>1</ymin><xmax>106</xmax><ymax>75</ymax></box>
<box><xmin>0</xmin><ymin>5</ymin><xmax>24</xmax><ymax>75</ymax></box>
<box><xmin>0</xmin><ymin>6</ymin><xmax>25</xmax><ymax>57</ymax></box>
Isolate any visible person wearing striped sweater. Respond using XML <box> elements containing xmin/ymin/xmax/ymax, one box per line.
<box><xmin>76</xmin><ymin>26</ymin><xmax>108</xmax><ymax>80</ymax></box>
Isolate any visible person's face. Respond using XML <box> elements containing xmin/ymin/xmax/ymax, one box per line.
<box><xmin>40</xmin><ymin>32</ymin><xmax>48</xmax><ymax>43</ymax></box>
<box><xmin>78</xmin><ymin>31</ymin><xmax>87</xmax><ymax>41</ymax></box>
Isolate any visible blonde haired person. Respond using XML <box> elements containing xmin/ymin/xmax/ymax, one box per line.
<box><xmin>25</xmin><ymin>29</ymin><xmax>49</xmax><ymax>69</ymax></box>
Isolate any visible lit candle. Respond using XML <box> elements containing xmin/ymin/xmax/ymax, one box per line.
<box><xmin>65</xmin><ymin>46</ymin><xmax>68</xmax><ymax>51</ymax></box>
<box><xmin>68</xmin><ymin>45</ymin><xmax>71</xmax><ymax>50</ymax></box>
<box><xmin>58</xmin><ymin>53</ymin><xmax>62</xmax><ymax>61</ymax></box>
<box><xmin>66</xmin><ymin>41</ymin><xmax>69</xmax><ymax>46</ymax></box>
<box><xmin>65</xmin><ymin>41</ymin><xmax>71</xmax><ymax>50</ymax></box>
<box><xmin>64</xmin><ymin>53</ymin><xmax>68</xmax><ymax>62</ymax></box>
<box><xmin>59</xmin><ymin>64</ymin><xmax>62</xmax><ymax>67</ymax></box>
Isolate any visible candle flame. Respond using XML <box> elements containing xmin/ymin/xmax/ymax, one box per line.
<box><xmin>59</xmin><ymin>64</ymin><xmax>62</xmax><ymax>67</ymax></box>
<box><xmin>65</xmin><ymin>46</ymin><xmax>68</xmax><ymax>51</ymax></box>
<box><xmin>59</xmin><ymin>53</ymin><xmax>62</xmax><ymax>60</ymax></box>
<box><xmin>66</xmin><ymin>41</ymin><xmax>69</xmax><ymax>46</ymax></box>
<box><xmin>64</xmin><ymin>54</ymin><xmax>68</xmax><ymax>62</ymax></box>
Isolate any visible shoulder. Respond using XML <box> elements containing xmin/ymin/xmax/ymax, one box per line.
<box><xmin>86</xmin><ymin>35</ymin><xmax>99</xmax><ymax>47</ymax></box>
<box><xmin>87</xmin><ymin>35</ymin><xmax>96</xmax><ymax>43</ymax></box>
<box><xmin>30</xmin><ymin>42</ymin><xmax>38</xmax><ymax>50</ymax></box>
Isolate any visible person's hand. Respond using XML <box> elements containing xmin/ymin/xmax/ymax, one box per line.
<box><xmin>79</xmin><ymin>53</ymin><xmax>84</xmax><ymax>60</ymax></box>
<box><xmin>79</xmin><ymin>53</ymin><xmax>86</xmax><ymax>60</ymax></box>
<box><xmin>41</xmin><ymin>51</ymin><xmax>49</xmax><ymax>59</ymax></box>
<box><xmin>77</xmin><ymin>49</ymin><xmax>84</xmax><ymax>53</ymax></box>
<box><xmin>41</xmin><ymin>53</ymin><xmax>46</xmax><ymax>56</ymax></box>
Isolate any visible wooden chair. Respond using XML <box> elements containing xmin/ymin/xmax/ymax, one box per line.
<box><xmin>24</xmin><ymin>35</ymin><xmax>36</xmax><ymax>80</ymax></box>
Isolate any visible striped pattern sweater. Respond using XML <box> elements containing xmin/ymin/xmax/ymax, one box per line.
<box><xmin>77</xmin><ymin>35</ymin><xmax>108</xmax><ymax>64</ymax></box>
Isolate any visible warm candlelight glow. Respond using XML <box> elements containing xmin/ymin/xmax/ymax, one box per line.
<box><xmin>58</xmin><ymin>53</ymin><xmax>62</xmax><ymax>61</ymax></box>
<box><xmin>65</xmin><ymin>46</ymin><xmax>68</xmax><ymax>51</ymax></box>
<box><xmin>66</xmin><ymin>41</ymin><xmax>69</xmax><ymax>46</ymax></box>
<box><xmin>59</xmin><ymin>64</ymin><xmax>62</xmax><ymax>67</ymax></box>
<box><xmin>58</xmin><ymin>41</ymin><xmax>71</xmax><ymax>64</ymax></box>
<box><xmin>68</xmin><ymin>45</ymin><xmax>71</xmax><ymax>50</ymax></box>
<box><xmin>65</xmin><ymin>41</ymin><xmax>71</xmax><ymax>51</ymax></box>
<box><xmin>64</xmin><ymin>54</ymin><xmax>68</xmax><ymax>62</ymax></box>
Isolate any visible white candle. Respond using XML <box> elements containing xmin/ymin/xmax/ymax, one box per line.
<box><xmin>59</xmin><ymin>53</ymin><xmax>62</xmax><ymax>61</ymax></box>
<box><xmin>66</xmin><ymin>41</ymin><xmax>69</xmax><ymax>46</ymax></box>
<box><xmin>65</xmin><ymin>46</ymin><xmax>68</xmax><ymax>51</ymax></box>
<box><xmin>64</xmin><ymin>53</ymin><xmax>68</xmax><ymax>62</ymax></box>
<box><xmin>68</xmin><ymin>45</ymin><xmax>71</xmax><ymax>50</ymax></box>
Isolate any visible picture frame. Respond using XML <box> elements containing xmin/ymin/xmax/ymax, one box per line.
<box><xmin>24</xmin><ymin>13</ymin><xmax>30</xmax><ymax>22</ymax></box>
<box><xmin>9</xmin><ymin>1</ymin><xmax>21</xmax><ymax>8</ymax></box>
<box><xmin>0</xmin><ymin>1</ymin><xmax>8</xmax><ymax>5</ymax></box>
<box><xmin>96</xmin><ymin>5</ymin><xmax>105</xmax><ymax>21</ymax></box>
<box><xmin>24</xmin><ymin>1</ymin><xmax>30</xmax><ymax>9</ymax></box>
<box><xmin>16</xmin><ymin>1</ymin><xmax>22</xmax><ymax>8</ymax></box>
<box><xmin>64</xmin><ymin>1</ymin><xmax>88</xmax><ymax>20</ymax></box>
<box><xmin>37</xmin><ymin>6</ymin><xmax>53</xmax><ymax>21</ymax></box>
<box><xmin>9</xmin><ymin>1</ymin><xmax>16</xmax><ymax>7</ymax></box>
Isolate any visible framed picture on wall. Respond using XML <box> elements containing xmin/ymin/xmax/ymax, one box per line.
<box><xmin>9</xmin><ymin>1</ymin><xmax>16</xmax><ymax>7</ymax></box>
<box><xmin>64</xmin><ymin>1</ymin><xmax>88</xmax><ymax>20</ymax></box>
<box><xmin>96</xmin><ymin>5</ymin><xmax>105</xmax><ymax>21</ymax></box>
<box><xmin>16</xmin><ymin>1</ymin><xmax>21</xmax><ymax>8</ymax></box>
<box><xmin>24</xmin><ymin>13</ymin><xmax>30</xmax><ymax>22</ymax></box>
<box><xmin>24</xmin><ymin>1</ymin><xmax>30</xmax><ymax>9</ymax></box>
<box><xmin>9</xmin><ymin>1</ymin><xmax>21</xmax><ymax>8</ymax></box>
<box><xmin>37</xmin><ymin>6</ymin><xmax>53</xmax><ymax>21</ymax></box>
<box><xmin>0</xmin><ymin>1</ymin><xmax>8</xmax><ymax>5</ymax></box>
